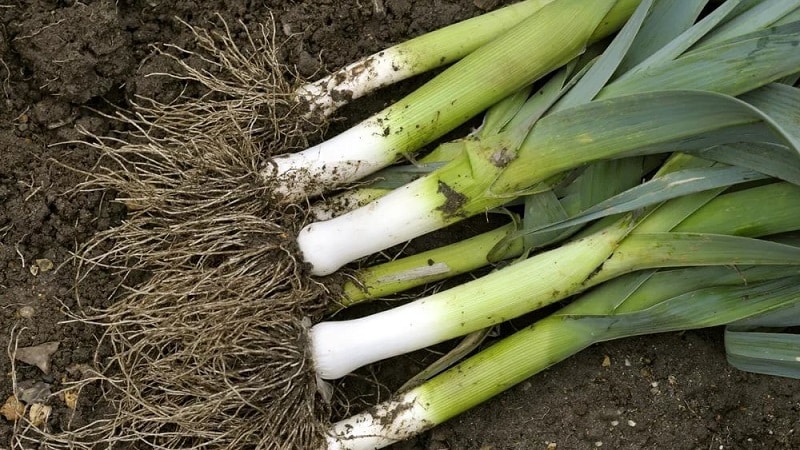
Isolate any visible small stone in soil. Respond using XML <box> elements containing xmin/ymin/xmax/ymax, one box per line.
<box><xmin>15</xmin><ymin>341</ymin><xmax>60</xmax><ymax>373</ymax></box>
<box><xmin>17</xmin><ymin>305</ymin><xmax>35</xmax><ymax>318</ymax></box>
<box><xmin>18</xmin><ymin>381</ymin><xmax>52</xmax><ymax>404</ymax></box>
<box><xmin>35</xmin><ymin>258</ymin><xmax>54</xmax><ymax>272</ymax></box>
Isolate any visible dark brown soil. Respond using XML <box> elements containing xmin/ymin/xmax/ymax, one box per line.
<box><xmin>1</xmin><ymin>1</ymin><xmax>799</xmax><ymax>449</ymax></box>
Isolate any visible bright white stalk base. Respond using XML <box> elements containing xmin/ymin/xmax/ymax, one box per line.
<box><xmin>267</xmin><ymin>119</ymin><xmax>393</xmax><ymax>200</ymax></box>
<box><xmin>296</xmin><ymin>48</ymin><xmax>412</xmax><ymax>119</ymax></box>
<box><xmin>310</xmin><ymin>294</ymin><xmax>449</xmax><ymax>379</ymax></box>
<box><xmin>325</xmin><ymin>390</ymin><xmax>431</xmax><ymax>450</ymax></box>
<box><xmin>297</xmin><ymin>177</ymin><xmax>442</xmax><ymax>276</ymax></box>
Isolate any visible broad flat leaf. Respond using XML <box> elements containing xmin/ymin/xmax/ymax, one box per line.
<box><xmin>617</xmin><ymin>265</ymin><xmax>800</xmax><ymax>313</ymax></box>
<box><xmin>521</xmin><ymin>189</ymin><xmax>570</xmax><ymax>249</ymax></box>
<box><xmin>730</xmin><ymin>301</ymin><xmax>800</xmax><ymax>328</ymax></box>
<box><xmin>559</xmin><ymin>157</ymin><xmax>655</xmax><ymax>209</ymax></box>
<box><xmin>500</xmin><ymin>158</ymin><xmax>649</xmax><ymax>258</ymax></box>
<box><xmin>511</xmin><ymin>165</ymin><xmax>767</xmax><ymax>239</ymax></box>
<box><xmin>562</xmin><ymin>265</ymin><xmax>800</xmax><ymax>316</ymax></box>
<box><xmin>553</xmin><ymin>0</ymin><xmax>654</xmax><ymax>110</ymax></box>
<box><xmin>567</xmin><ymin>276</ymin><xmax>800</xmax><ymax>339</ymax></box>
<box><xmin>496</xmin><ymin>91</ymin><xmax>775</xmax><ymax>194</ymax></box>
<box><xmin>616</xmin><ymin>0</ymin><xmax>707</xmax><ymax>74</ymax></box>
<box><xmin>623</xmin><ymin>123</ymin><xmax>779</xmax><ymax>159</ymax></box>
<box><xmin>603</xmin><ymin>233</ymin><xmax>800</xmax><ymax>277</ymax></box>
<box><xmin>618</xmin><ymin>0</ymin><xmax>744</xmax><ymax>77</ymax></box>
<box><xmin>693</xmin><ymin>143</ymin><xmax>800</xmax><ymax>185</ymax></box>
<box><xmin>740</xmin><ymin>83</ymin><xmax>800</xmax><ymax>155</ymax></box>
<box><xmin>674</xmin><ymin>182</ymin><xmax>800</xmax><ymax>235</ymax></box>
<box><xmin>601</xmin><ymin>25</ymin><xmax>800</xmax><ymax>99</ymax></box>
<box><xmin>697</xmin><ymin>0</ymin><xmax>800</xmax><ymax>48</ymax></box>
<box><xmin>726</xmin><ymin>330</ymin><xmax>800</xmax><ymax>379</ymax></box>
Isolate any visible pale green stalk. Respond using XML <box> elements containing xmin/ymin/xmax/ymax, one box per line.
<box><xmin>337</xmin><ymin>223</ymin><xmax>520</xmax><ymax>307</ymax></box>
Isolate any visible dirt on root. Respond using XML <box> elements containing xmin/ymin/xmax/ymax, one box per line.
<box><xmin>1</xmin><ymin>1</ymin><xmax>799</xmax><ymax>449</ymax></box>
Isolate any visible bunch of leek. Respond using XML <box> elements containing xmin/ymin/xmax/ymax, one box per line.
<box><xmin>297</xmin><ymin>0</ymin><xmax>800</xmax><ymax>276</ymax></box>
<box><xmin>306</xmin><ymin>1</ymin><xmax>800</xmax><ymax>446</ymax></box>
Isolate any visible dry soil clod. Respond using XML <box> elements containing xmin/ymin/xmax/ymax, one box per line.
<box><xmin>0</xmin><ymin>396</ymin><xmax>24</xmax><ymax>422</ymax></box>
<box><xmin>28</xmin><ymin>403</ymin><xmax>52</xmax><ymax>427</ymax></box>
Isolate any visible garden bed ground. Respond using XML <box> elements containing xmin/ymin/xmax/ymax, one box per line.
<box><xmin>1</xmin><ymin>1</ymin><xmax>799</xmax><ymax>449</ymax></box>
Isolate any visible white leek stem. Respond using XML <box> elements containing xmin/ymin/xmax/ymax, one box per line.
<box><xmin>324</xmin><ymin>390</ymin><xmax>431</xmax><ymax>450</ymax></box>
<box><xmin>296</xmin><ymin>48</ymin><xmax>408</xmax><ymax>119</ymax></box>
<box><xmin>268</xmin><ymin>119</ymin><xmax>392</xmax><ymax>199</ymax></box>
<box><xmin>297</xmin><ymin>176</ymin><xmax>444</xmax><ymax>276</ymax></box>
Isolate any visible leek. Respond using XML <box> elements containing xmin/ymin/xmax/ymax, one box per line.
<box><xmin>296</xmin><ymin>0</ymin><xmax>557</xmax><ymax>118</ymax></box>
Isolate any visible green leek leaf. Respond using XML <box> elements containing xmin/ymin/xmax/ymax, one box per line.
<box><xmin>567</xmin><ymin>276</ymin><xmax>800</xmax><ymax>338</ymax></box>
<box><xmin>512</xmin><ymin>165</ymin><xmax>767</xmax><ymax>240</ymax></box>
<box><xmin>616</xmin><ymin>0</ymin><xmax>707</xmax><ymax>74</ymax></box>
<box><xmin>725</xmin><ymin>330</ymin><xmax>800</xmax><ymax>379</ymax></box>
<box><xmin>697</xmin><ymin>0</ymin><xmax>800</xmax><ymax>48</ymax></box>
<box><xmin>693</xmin><ymin>143</ymin><xmax>800</xmax><ymax>185</ymax></box>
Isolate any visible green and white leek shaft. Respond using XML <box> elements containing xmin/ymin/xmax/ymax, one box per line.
<box><xmin>269</xmin><ymin>0</ymin><xmax>638</xmax><ymax>200</ymax></box>
<box><xmin>295</xmin><ymin>0</ymin><xmax>556</xmax><ymax>118</ymax></box>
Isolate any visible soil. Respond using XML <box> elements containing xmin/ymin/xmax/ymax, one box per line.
<box><xmin>1</xmin><ymin>1</ymin><xmax>799</xmax><ymax>449</ymax></box>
